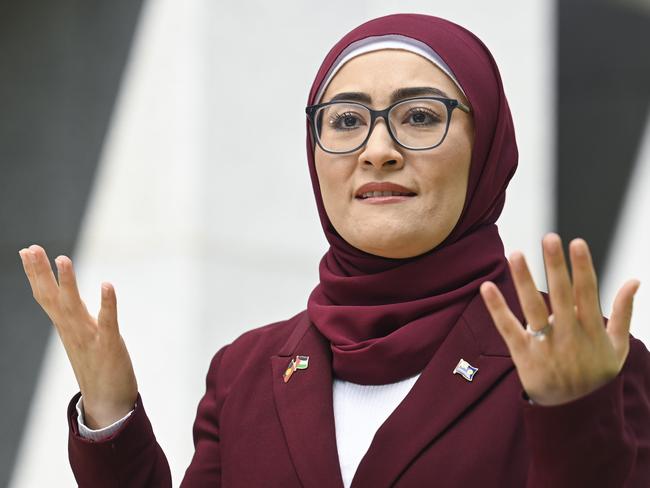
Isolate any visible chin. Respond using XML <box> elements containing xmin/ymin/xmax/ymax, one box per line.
<box><xmin>348</xmin><ymin>230</ymin><xmax>436</xmax><ymax>259</ymax></box>
<box><xmin>332</xmin><ymin>211</ymin><xmax>450</xmax><ymax>258</ymax></box>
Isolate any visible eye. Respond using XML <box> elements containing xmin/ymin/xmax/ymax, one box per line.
<box><xmin>403</xmin><ymin>107</ymin><xmax>443</xmax><ymax>126</ymax></box>
<box><xmin>329</xmin><ymin>111</ymin><xmax>366</xmax><ymax>131</ymax></box>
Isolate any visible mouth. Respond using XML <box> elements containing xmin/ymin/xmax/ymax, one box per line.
<box><xmin>356</xmin><ymin>190</ymin><xmax>416</xmax><ymax>199</ymax></box>
<box><xmin>355</xmin><ymin>182</ymin><xmax>417</xmax><ymax>203</ymax></box>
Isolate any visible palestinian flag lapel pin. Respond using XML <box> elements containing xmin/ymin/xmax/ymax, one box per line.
<box><xmin>283</xmin><ymin>355</ymin><xmax>310</xmax><ymax>383</ymax></box>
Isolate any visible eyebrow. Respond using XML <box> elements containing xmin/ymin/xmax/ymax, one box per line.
<box><xmin>326</xmin><ymin>86</ymin><xmax>451</xmax><ymax>104</ymax></box>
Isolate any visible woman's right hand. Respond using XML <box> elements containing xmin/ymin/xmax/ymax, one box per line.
<box><xmin>19</xmin><ymin>244</ymin><xmax>138</xmax><ymax>429</ymax></box>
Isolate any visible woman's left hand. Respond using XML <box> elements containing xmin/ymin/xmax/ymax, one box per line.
<box><xmin>480</xmin><ymin>232</ymin><xmax>640</xmax><ymax>406</ymax></box>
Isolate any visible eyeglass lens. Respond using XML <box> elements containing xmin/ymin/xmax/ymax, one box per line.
<box><xmin>314</xmin><ymin>99</ymin><xmax>449</xmax><ymax>152</ymax></box>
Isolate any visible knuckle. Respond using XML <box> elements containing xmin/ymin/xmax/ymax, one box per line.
<box><xmin>40</xmin><ymin>292</ymin><xmax>58</xmax><ymax>309</ymax></box>
<box><xmin>60</xmin><ymin>299</ymin><xmax>83</xmax><ymax>318</ymax></box>
<box><xmin>35</xmin><ymin>292</ymin><xmax>50</xmax><ymax>308</ymax></box>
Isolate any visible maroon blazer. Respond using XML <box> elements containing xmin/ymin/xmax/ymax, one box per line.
<box><xmin>67</xmin><ymin>293</ymin><xmax>650</xmax><ymax>487</ymax></box>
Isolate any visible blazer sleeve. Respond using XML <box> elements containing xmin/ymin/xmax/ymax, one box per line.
<box><xmin>67</xmin><ymin>392</ymin><xmax>172</xmax><ymax>487</ymax></box>
<box><xmin>523</xmin><ymin>336</ymin><xmax>650</xmax><ymax>487</ymax></box>
<box><xmin>67</xmin><ymin>345</ymin><xmax>230</xmax><ymax>487</ymax></box>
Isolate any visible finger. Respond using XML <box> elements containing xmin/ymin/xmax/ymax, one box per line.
<box><xmin>480</xmin><ymin>281</ymin><xmax>527</xmax><ymax>354</ymax></box>
<box><xmin>97</xmin><ymin>282</ymin><xmax>119</xmax><ymax>335</ymax></box>
<box><xmin>568</xmin><ymin>238</ymin><xmax>603</xmax><ymax>333</ymax></box>
<box><xmin>19</xmin><ymin>248</ymin><xmax>38</xmax><ymax>293</ymax></box>
<box><xmin>54</xmin><ymin>255</ymin><xmax>86</xmax><ymax>313</ymax></box>
<box><xmin>508</xmin><ymin>251</ymin><xmax>550</xmax><ymax>330</ymax></box>
<box><xmin>606</xmin><ymin>279</ymin><xmax>640</xmax><ymax>364</ymax></box>
<box><xmin>542</xmin><ymin>233</ymin><xmax>575</xmax><ymax>328</ymax></box>
<box><xmin>27</xmin><ymin>244</ymin><xmax>60</xmax><ymax>307</ymax></box>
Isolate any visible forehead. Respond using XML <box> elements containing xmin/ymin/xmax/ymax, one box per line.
<box><xmin>321</xmin><ymin>49</ymin><xmax>463</xmax><ymax>104</ymax></box>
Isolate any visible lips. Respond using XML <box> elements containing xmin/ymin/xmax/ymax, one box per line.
<box><xmin>355</xmin><ymin>182</ymin><xmax>417</xmax><ymax>199</ymax></box>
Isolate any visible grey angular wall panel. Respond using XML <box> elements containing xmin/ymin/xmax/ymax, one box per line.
<box><xmin>0</xmin><ymin>1</ymin><xmax>143</xmax><ymax>484</ymax></box>
<box><xmin>557</xmin><ymin>0</ymin><xmax>650</xmax><ymax>273</ymax></box>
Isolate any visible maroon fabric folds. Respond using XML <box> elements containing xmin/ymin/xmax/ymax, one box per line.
<box><xmin>305</xmin><ymin>13</ymin><xmax>519</xmax><ymax>384</ymax></box>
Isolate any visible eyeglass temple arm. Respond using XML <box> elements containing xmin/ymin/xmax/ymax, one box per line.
<box><xmin>457</xmin><ymin>101</ymin><xmax>471</xmax><ymax>113</ymax></box>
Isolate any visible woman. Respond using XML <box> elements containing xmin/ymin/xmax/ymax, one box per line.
<box><xmin>18</xmin><ymin>13</ymin><xmax>649</xmax><ymax>487</ymax></box>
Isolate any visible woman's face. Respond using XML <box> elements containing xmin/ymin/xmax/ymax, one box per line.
<box><xmin>315</xmin><ymin>49</ymin><xmax>474</xmax><ymax>258</ymax></box>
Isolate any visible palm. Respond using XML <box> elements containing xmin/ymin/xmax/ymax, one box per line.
<box><xmin>479</xmin><ymin>233</ymin><xmax>639</xmax><ymax>406</ymax></box>
<box><xmin>19</xmin><ymin>244</ymin><xmax>138</xmax><ymax>428</ymax></box>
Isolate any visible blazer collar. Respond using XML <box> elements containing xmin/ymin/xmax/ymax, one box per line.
<box><xmin>350</xmin><ymin>290</ymin><xmax>517</xmax><ymax>487</ymax></box>
<box><xmin>270</xmin><ymin>312</ymin><xmax>345</xmax><ymax>488</ymax></box>
<box><xmin>270</xmin><ymin>280</ymin><xmax>525</xmax><ymax>488</ymax></box>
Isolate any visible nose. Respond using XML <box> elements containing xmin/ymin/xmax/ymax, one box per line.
<box><xmin>358</xmin><ymin>118</ymin><xmax>404</xmax><ymax>170</ymax></box>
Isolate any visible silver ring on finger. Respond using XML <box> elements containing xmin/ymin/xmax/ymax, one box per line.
<box><xmin>525</xmin><ymin>313</ymin><xmax>554</xmax><ymax>341</ymax></box>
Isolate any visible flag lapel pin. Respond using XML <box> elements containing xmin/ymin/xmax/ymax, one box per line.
<box><xmin>283</xmin><ymin>355</ymin><xmax>310</xmax><ymax>383</ymax></box>
<box><xmin>453</xmin><ymin>358</ymin><xmax>478</xmax><ymax>382</ymax></box>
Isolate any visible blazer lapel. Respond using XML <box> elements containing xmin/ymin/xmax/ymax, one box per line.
<box><xmin>351</xmin><ymin>282</ymin><xmax>524</xmax><ymax>488</ymax></box>
<box><xmin>270</xmin><ymin>312</ymin><xmax>345</xmax><ymax>488</ymax></box>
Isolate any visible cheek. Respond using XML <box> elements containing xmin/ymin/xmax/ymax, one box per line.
<box><xmin>417</xmin><ymin>151</ymin><xmax>471</xmax><ymax>224</ymax></box>
<box><xmin>437</xmin><ymin>131</ymin><xmax>472</xmax><ymax>206</ymax></box>
<box><xmin>314</xmin><ymin>153</ymin><xmax>354</xmax><ymax>218</ymax></box>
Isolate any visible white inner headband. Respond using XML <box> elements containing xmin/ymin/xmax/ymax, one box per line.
<box><xmin>314</xmin><ymin>34</ymin><xmax>466</xmax><ymax>104</ymax></box>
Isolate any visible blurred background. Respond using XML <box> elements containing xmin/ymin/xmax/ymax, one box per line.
<box><xmin>1</xmin><ymin>0</ymin><xmax>649</xmax><ymax>486</ymax></box>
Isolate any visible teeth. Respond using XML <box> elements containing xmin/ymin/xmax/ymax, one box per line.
<box><xmin>360</xmin><ymin>191</ymin><xmax>411</xmax><ymax>198</ymax></box>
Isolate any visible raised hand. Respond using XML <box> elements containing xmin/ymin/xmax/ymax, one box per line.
<box><xmin>19</xmin><ymin>244</ymin><xmax>138</xmax><ymax>428</ymax></box>
<box><xmin>480</xmin><ymin>233</ymin><xmax>640</xmax><ymax>406</ymax></box>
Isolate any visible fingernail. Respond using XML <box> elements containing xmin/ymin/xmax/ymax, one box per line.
<box><xmin>545</xmin><ymin>234</ymin><xmax>560</xmax><ymax>255</ymax></box>
<box><xmin>572</xmin><ymin>238</ymin><xmax>587</xmax><ymax>257</ymax></box>
<box><xmin>480</xmin><ymin>282</ymin><xmax>493</xmax><ymax>296</ymax></box>
<box><xmin>28</xmin><ymin>250</ymin><xmax>36</xmax><ymax>264</ymax></box>
<box><xmin>509</xmin><ymin>251</ymin><xmax>523</xmax><ymax>262</ymax></box>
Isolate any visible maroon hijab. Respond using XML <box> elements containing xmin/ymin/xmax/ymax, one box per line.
<box><xmin>306</xmin><ymin>13</ymin><xmax>518</xmax><ymax>384</ymax></box>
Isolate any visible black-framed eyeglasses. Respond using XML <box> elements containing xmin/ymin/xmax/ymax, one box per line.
<box><xmin>305</xmin><ymin>96</ymin><xmax>471</xmax><ymax>154</ymax></box>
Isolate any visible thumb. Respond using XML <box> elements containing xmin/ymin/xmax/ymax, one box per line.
<box><xmin>607</xmin><ymin>279</ymin><xmax>640</xmax><ymax>363</ymax></box>
<box><xmin>98</xmin><ymin>282</ymin><xmax>119</xmax><ymax>333</ymax></box>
